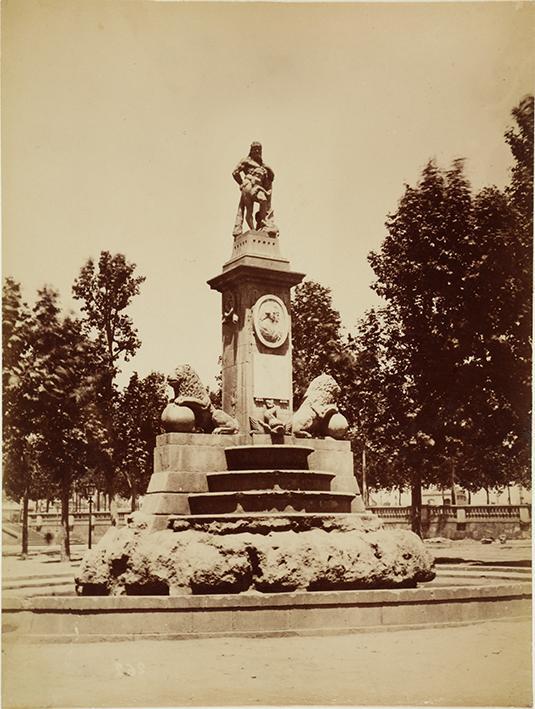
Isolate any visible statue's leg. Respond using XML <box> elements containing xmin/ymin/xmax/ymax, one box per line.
<box><xmin>261</xmin><ymin>196</ymin><xmax>278</xmax><ymax>237</ymax></box>
<box><xmin>233</xmin><ymin>196</ymin><xmax>245</xmax><ymax>237</ymax></box>
<box><xmin>243</xmin><ymin>193</ymin><xmax>255</xmax><ymax>231</ymax></box>
<box><xmin>256</xmin><ymin>195</ymin><xmax>268</xmax><ymax>229</ymax></box>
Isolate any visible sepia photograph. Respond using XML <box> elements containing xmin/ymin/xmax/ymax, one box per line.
<box><xmin>2</xmin><ymin>0</ymin><xmax>533</xmax><ymax>707</ymax></box>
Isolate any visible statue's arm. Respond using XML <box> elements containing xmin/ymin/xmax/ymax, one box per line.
<box><xmin>264</xmin><ymin>165</ymin><xmax>275</xmax><ymax>188</ymax></box>
<box><xmin>232</xmin><ymin>161</ymin><xmax>246</xmax><ymax>186</ymax></box>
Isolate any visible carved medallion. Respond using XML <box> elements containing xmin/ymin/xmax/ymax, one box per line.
<box><xmin>252</xmin><ymin>294</ymin><xmax>289</xmax><ymax>349</ymax></box>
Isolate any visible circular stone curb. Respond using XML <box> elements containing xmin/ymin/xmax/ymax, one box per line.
<box><xmin>3</xmin><ymin>578</ymin><xmax>530</xmax><ymax>643</ymax></box>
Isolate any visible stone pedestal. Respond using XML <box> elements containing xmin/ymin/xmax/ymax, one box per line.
<box><xmin>207</xmin><ymin>231</ymin><xmax>305</xmax><ymax>435</ymax></box>
<box><xmin>140</xmin><ymin>433</ymin><xmax>365</xmax><ymax>530</ymax></box>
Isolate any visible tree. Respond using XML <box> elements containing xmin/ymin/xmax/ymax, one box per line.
<box><xmin>362</xmin><ymin>97</ymin><xmax>533</xmax><ymax>533</ymax></box>
<box><xmin>291</xmin><ymin>280</ymin><xmax>358</xmax><ymax>422</ymax></box>
<box><xmin>72</xmin><ymin>252</ymin><xmax>146</xmax><ymax>523</ymax></box>
<box><xmin>2</xmin><ymin>279</ymin><xmax>43</xmax><ymax>556</ymax></box>
<box><xmin>3</xmin><ymin>280</ymin><xmax>98</xmax><ymax>559</ymax></box>
<box><xmin>114</xmin><ymin>372</ymin><xmax>168</xmax><ymax>511</ymax></box>
<box><xmin>503</xmin><ymin>94</ymin><xmax>533</xmax><ymax>483</ymax></box>
<box><xmin>365</xmin><ymin>160</ymin><xmax>477</xmax><ymax>532</ymax></box>
<box><xmin>505</xmin><ymin>95</ymin><xmax>533</xmax><ymax>233</ymax></box>
<box><xmin>351</xmin><ymin>306</ymin><xmax>444</xmax><ymax>532</ymax></box>
<box><xmin>30</xmin><ymin>287</ymin><xmax>97</xmax><ymax>560</ymax></box>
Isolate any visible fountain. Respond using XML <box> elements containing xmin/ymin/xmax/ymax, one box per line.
<box><xmin>74</xmin><ymin>142</ymin><xmax>435</xmax><ymax>597</ymax></box>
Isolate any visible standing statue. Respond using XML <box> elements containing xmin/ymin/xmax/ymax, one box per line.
<box><xmin>232</xmin><ymin>142</ymin><xmax>279</xmax><ymax>238</ymax></box>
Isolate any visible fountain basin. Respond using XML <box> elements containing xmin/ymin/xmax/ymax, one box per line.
<box><xmin>4</xmin><ymin>578</ymin><xmax>530</xmax><ymax>642</ymax></box>
<box><xmin>188</xmin><ymin>489</ymin><xmax>354</xmax><ymax>514</ymax></box>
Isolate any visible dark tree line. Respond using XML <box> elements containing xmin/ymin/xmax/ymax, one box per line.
<box><xmin>291</xmin><ymin>96</ymin><xmax>532</xmax><ymax>535</ymax></box>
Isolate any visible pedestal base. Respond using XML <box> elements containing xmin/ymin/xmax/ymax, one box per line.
<box><xmin>76</xmin><ymin>512</ymin><xmax>435</xmax><ymax>595</ymax></box>
<box><xmin>75</xmin><ymin>433</ymin><xmax>431</xmax><ymax>596</ymax></box>
<box><xmin>141</xmin><ymin>433</ymin><xmax>365</xmax><ymax>530</ymax></box>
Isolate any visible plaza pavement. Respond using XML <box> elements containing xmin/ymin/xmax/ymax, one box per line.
<box><xmin>2</xmin><ymin>619</ymin><xmax>532</xmax><ymax>707</ymax></box>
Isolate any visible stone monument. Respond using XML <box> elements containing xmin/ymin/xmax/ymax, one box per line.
<box><xmin>76</xmin><ymin>144</ymin><xmax>435</xmax><ymax>596</ymax></box>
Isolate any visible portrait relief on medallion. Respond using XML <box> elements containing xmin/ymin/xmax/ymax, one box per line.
<box><xmin>252</xmin><ymin>294</ymin><xmax>289</xmax><ymax>349</ymax></box>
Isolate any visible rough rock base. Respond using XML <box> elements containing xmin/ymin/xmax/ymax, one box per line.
<box><xmin>76</xmin><ymin>513</ymin><xmax>435</xmax><ymax>596</ymax></box>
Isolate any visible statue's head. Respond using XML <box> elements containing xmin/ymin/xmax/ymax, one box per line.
<box><xmin>249</xmin><ymin>141</ymin><xmax>262</xmax><ymax>162</ymax></box>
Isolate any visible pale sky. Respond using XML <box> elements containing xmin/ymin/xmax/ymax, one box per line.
<box><xmin>3</xmin><ymin>0</ymin><xmax>534</xmax><ymax>389</ymax></box>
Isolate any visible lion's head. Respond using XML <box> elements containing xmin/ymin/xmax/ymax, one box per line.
<box><xmin>167</xmin><ymin>364</ymin><xmax>209</xmax><ymax>402</ymax></box>
<box><xmin>302</xmin><ymin>374</ymin><xmax>341</xmax><ymax>408</ymax></box>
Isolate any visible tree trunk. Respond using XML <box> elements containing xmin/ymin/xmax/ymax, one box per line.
<box><xmin>109</xmin><ymin>488</ymin><xmax>119</xmax><ymax>527</ymax></box>
<box><xmin>59</xmin><ymin>482</ymin><xmax>71</xmax><ymax>561</ymax></box>
<box><xmin>130</xmin><ymin>481</ymin><xmax>137</xmax><ymax>512</ymax></box>
<box><xmin>410</xmin><ymin>470</ymin><xmax>422</xmax><ymax>538</ymax></box>
<box><xmin>361</xmin><ymin>446</ymin><xmax>368</xmax><ymax>507</ymax></box>
<box><xmin>21</xmin><ymin>488</ymin><xmax>29</xmax><ymax>558</ymax></box>
<box><xmin>106</xmin><ymin>461</ymin><xmax>120</xmax><ymax>526</ymax></box>
<box><xmin>450</xmin><ymin>460</ymin><xmax>456</xmax><ymax>506</ymax></box>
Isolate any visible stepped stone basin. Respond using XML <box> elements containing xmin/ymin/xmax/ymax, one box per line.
<box><xmin>189</xmin><ymin>444</ymin><xmax>351</xmax><ymax>515</ymax></box>
<box><xmin>206</xmin><ymin>469</ymin><xmax>334</xmax><ymax>493</ymax></box>
<box><xmin>225</xmin><ymin>445</ymin><xmax>314</xmax><ymax>471</ymax></box>
<box><xmin>188</xmin><ymin>489</ymin><xmax>354</xmax><ymax>514</ymax></box>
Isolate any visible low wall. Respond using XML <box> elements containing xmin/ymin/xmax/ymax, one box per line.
<box><xmin>371</xmin><ymin>504</ymin><xmax>532</xmax><ymax>540</ymax></box>
<box><xmin>4</xmin><ymin>511</ymin><xmax>131</xmax><ymax>547</ymax></box>
<box><xmin>3</xmin><ymin>581</ymin><xmax>531</xmax><ymax>642</ymax></box>
<box><xmin>7</xmin><ymin>504</ymin><xmax>532</xmax><ymax>547</ymax></box>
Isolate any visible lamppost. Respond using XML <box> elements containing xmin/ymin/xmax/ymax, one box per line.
<box><xmin>84</xmin><ymin>484</ymin><xmax>95</xmax><ymax>549</ymax></box>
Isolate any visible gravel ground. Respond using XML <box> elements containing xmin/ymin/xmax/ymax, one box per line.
<box><xmin>2</xmin><ymin>619</ymin><xmax>531</xmax><ymax>708</ymax></box>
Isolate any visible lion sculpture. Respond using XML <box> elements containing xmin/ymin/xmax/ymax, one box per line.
<box><xmin>165</xmin><ymin>364</ymin><xmax>239</xmax><ymax>434</ymax></box>
<box><xmin>287</xmin><ymin>373</ymin><xmax>347</xmax><ymax>439</ymax></box>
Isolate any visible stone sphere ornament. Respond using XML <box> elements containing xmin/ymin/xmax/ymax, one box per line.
<box><xmin>161</xmin><ymin>403</ymin><xmax>196</xmax><ymax>433</ymax></box>
<box><xmin>326</xmin><ymin>412</ymin><xmax>349</xmax><ymax>440</ymax></box>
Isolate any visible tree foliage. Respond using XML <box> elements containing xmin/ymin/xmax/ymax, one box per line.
<box><xmin>357</xmin><ymin>96</ymin><xmax>533</xmax><ymax>531</ymax></box>
<box><xmin>114</xmin><ymin>371</ymin><xmax>168</xmax><ymax>510</ymax></box>
<box><xmin>72</xmin><ymin>251</ymin><xmax>146</xmax><ymax>515</ymax></box>
<box><xmin>2</xmin><ymin>282</ymin><xmax>99</xmax><ymax>557</ymax></box>
<box><xmin>291</xmin><ymin>280</ymin><xmax>358</xmax><ymax>422</ymax></box>
<box><xmin>3</xmin><ymin>279</ymin><xmax>41</xmax><ymax>554</ymax></box>
<box><xmin>30</xmin><ymin>288</ymin><xmax>100</xmax><ymax>558</ymax></box>
<box><xmin>72</xmin><ymin>251</ymin><xmax>145</xmax><ymax>371</ymax></box>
